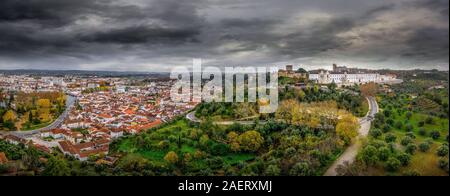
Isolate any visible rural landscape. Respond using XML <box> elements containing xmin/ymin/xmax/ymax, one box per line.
<box><xmin>1</xmin><ymin>68</ymin><xmax>448</xmax><ymax>176</ymax></box>
<box><xmin>0</xmin><ymin>0</ymin><xmax>448</xmax><ymax>178</ymax></box>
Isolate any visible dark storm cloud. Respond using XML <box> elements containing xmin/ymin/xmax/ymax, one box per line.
<box><xmin>0</xmin><ymin>0</ymin><xmax>106</xmax><ymax>27</ymax></box>
<box><xmin>79</xmin><ymin>26</ymin><xmax>200</xmax><ymax>44</ymax></box>
<box><xmin>403</xmin><ymin>27</ymin><xmax>449</xmax><ymax>60</ymax></box>
<box><xmin>0</xmin><ymin>0</ymin><xmax>448</xmax><ymax>71</ymax></box>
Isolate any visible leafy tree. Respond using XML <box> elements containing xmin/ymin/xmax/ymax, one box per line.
<box><xmin>395</xmin><ymin>121</ymin><xmax>403</xmax><ymax>129</ymax></box>
<box><xmin>386</xmin><ymin>118</ymin><xmax>395</xmax><ymax>126</ymax></box>
<box><xmin>404</xmin><ymin>124</ymin><xmax>414</xmax><ymax>132</ymax></box>
<box><xmin>401</xmin><ymin>136</ymin><xmax>414</xmax><ymax>146</ymax></box>
<box><xmin>384</xmin><ymin>133</ymin><xmax>397</xmax><ymax>143</ymax></box>
<box><xmin>211</xmin><ymin>143</ymin><xmax>230</xmax><ymax>155</ymax></box>
<box><xmin>360</xmin><ymin>145</ymin><xmax>378</xmax><ymax>166</ymax></box>
<box><xmin>385</xmin><ymin>157</ymin><xmax>401</xmax><ymax>172</ymax></box>
<box><xmin>402</xmin><ymin>170</ymin><xmax>421</xmax><ymax>176</ymax></box>
<box><xmin>199</xmin><ymin>134</ymin><xmax>210</xmax><ymax>147</ymax></box>
<box><xmin>437</xmin><ymin>145</ymin><xmax>449</xmax><ymax>157</ymax></box>
<box><xmin>206</xmin><ymin>157</ymin><xmax>224</xmax><ymax>170</ymax></box>
<box><xmin>418</xmin><ymin>121</ymin><xmax>425</xmax><ymax>127</ymax></box>
<box><xmin>238</xmin><ymin>131</ymin><xmax>264</xmax><ymax>152</ymax></box>
<box><xmin>418</xmin><ymin>142</ymin><xmax>431</xmax><ymax>152</ymax></box>
<box><xmin>425</xmin><ymin>117</ymin><xmax>434</xmax><ymax>125</ymax></box>
<box><xmin>370</xmin><ymin>129</ymin><xmax>382</xmax><ymax>139</ymax></box>
<box><xmin>360</xmin><ymin>82</ymin><xmax>379</xmax><ymax>97</ymax></box>
<box><xmin>405</xmin><ymin>112</ymin><xmax>413</xmax><ymax>120</ymax></box>
<box><xmin>430</xmin><ymin>131</ymin><xmax>441</xmax><ymax>140</ymax></box>
<box><xmin>418</xmin><ymin>128</ymin><xmax>427</xmax><ymax>136</ymax></box>
<box><xmin>164</xmin><ymin>151</ymin><xmax>179</xmax><ymax>165</ymax></box>
<box><xmin>383</xmin><ymin>109</ymin><xmax>392</xmax><ymax>118</ymax></box>
<box><xmin>289</xmin><ymin>162</ymin><xmax>312</xmax><ymax>176</ymax></box>
<box><xmin>405</xmin><ymin>144</ymin><xmax>417</xmax><ymax>155</ymax></box>
<box><xmin>265</xmin><ymin>165</ymin><xmax>281</xmax><ymax>176</ymax></box>
<box><xmin>336</xmin><ymin>114</ymin><xmax>359</xmax><ymax>145</ymax></box>
<box><xmin>183</xmin><ymin>153</ymin><xmax>192</xmax><ymax>163</ymax></box>
<box><xmin>438</xmin><ymin>159</ymin><xmax>449</xmax><ymax>173</ymax></box>
<box><xmin>2</xmin><ymin>110</ymin><xmax>16</xmax><ymax>123</ymax></box>
<box><xmin>378</xmin><ymin>147</ymin><xmax>391</xmax><ymax>161</ymax></box>
<box><xmin>397</xmin><ymin>153</ymin><xmax>411</xmax><ymax>166</ymax></box>
<box><xmin>42</xmin><ymin>156</ymin><xmax>70</xmax><ymax>176</ymax></box>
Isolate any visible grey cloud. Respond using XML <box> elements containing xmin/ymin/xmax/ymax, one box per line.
<box><xmin>0</xmin><ymin>0</ymin><xmax>448</xmax><ymax>71</ymax></box>
<box><xmin>79</xmin><ymin>26</ymin><xmax>200</xmax><ymax>44</ymax></box>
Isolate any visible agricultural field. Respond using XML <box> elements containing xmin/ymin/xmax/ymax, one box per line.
<box><xmin>342</xmin><ymin>80</ymin><xmax>449</xmax><ymax>176</ymax></box>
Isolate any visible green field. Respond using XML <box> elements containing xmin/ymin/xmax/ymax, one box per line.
<box><xmin>114</xmin><ymin>119</ymin><xmax>256</xmax><ymax>168</ymax></box>
<box><xmin>361</xmin><ymin>91</ymin><xmax>449</xmax><ymax>176</ymax></box>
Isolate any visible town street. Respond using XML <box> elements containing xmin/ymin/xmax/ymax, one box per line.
<box><xmin>324</xmin><ymin>96</ymin><xmax>379</xmax><ymax>176</ymax></box>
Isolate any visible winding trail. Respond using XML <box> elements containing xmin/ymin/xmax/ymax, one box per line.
<box><xmin>324</xmin><ymin>96</ymin><xmax>378</xmax><ymax>176</ymax></box>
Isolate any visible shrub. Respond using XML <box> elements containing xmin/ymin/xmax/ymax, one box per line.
<box><xmin>405</xmin><ymin>112</ymin><xmax>413</xmax><ymax>119</ymax></box>
<box><xmin>284</xmin><ymin>147</ymin><xmax>296</xmax><ymax>157</ymax></box>
<box><xmin>211</xmin><ymin>143</ymin><xmax>230</xmax><ymax>156</ymax></box>
<box><xmin>370</xmin><ymin>129</ymin><xmax>382</xmax><ymax>139</ymax></box>
<box><xmin>418</xmin><ymin>121</ymin><xmax>425</xmax><ymax>127</ymax></box>
<box><xmin>425</xmin><ymin>117</ymin><xmax>434</xmax><ymax>124</ymax></box>
<box><xmin>383</xmin><ymin>110</ymin><xmax>392</xmax><ymax>118</ymax></box>
<box><xmin>164</xmin><ymin>151</ymin><xmax>179</xmax><ymax>165</ymax></box>
<box><xmin>406</xmin><ymin>132</ymin><xmax>416</xmax><ymax>139</ymax></box>
<box><xmin>405</xmin><ymin>124</ymin><xmax>414</xmax><ymax>132</ymax></box>
<box><xmin>418</xmin><ymin>128</ymin><xmax>427</xmax><ymax>136</ymax></box>
<box><xmin>437</xmin><ymin>145</ymin><xmax>449</xmax><ymax>157</ymax></box>
<box><xmin>265</xmin><ymin>165</ymin><xmax>281</xmax><ymax>176</ymax></box>
<box><xmin>385</xmin><ymin>157</ymin><xmax>401</xmax><ymax>172</ymax></box>
<box><xmin>400</xmin><ymin>136</ymin><xmax>414</xmax><ymax>146</ymax></box>
<box><xmin>289</xmin><ymin>162</ymin><xmax>312</xmax><ymax>176</ymax></box>
<box><xmin>418</xmin><ymin>142</ymin><xmax>431</xmax><ymax>152</ymax></box>
<box><xmin>405</xmin><ymin>144</ymin><xmax>417</xmax><ymax>155</ymax></box>
<box><xmin>360</xmin><ymin>145</ymin><xmax>378</xmax><ymax>166</ymax></box>
<box><xmin>402</xmin><ymin>170</ymin><xmax>420</xmax><ymax>176</ymax></box>
<box><xmin>438</xmin><ymin>159</ymin><xmax>449</xmax><ymax>173</ymax></box>
<box><xmin>385</xmin><ymin>133</ymin><xmax>397</xmax><ymax>143</ymax></box>
<box><xmin>382</xmin><ymin>125</ymin><xmax>391</xmax><ymax>133</ymax></box>
<box><xmin>378</xmin><ymin>147</ymin><xmax>391</xmax><ymax>161</ymax></box>
<box><xmin>397</xmin><ymin>153</ymin><xmax>411</xmax><ymax>166</ymax></box>
<box><xmin>430</xmin><ymin>131</ymin><xmax>441</xmax><ymax>140</ymax></box>
<box><xmin>386</xmin><ymin>118</ymin><xmax>394</xmax><ymax>126</ymax></box>
<box><xmin>395</xmin><ymin>121</ymin><xmax>403</xmax><ymax>129</ymax></box>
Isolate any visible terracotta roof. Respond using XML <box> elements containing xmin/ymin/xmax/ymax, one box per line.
<box><xmin>98</xmin><ymin>113</ymin><xmax>113</xmax><ymax>118</ymax></box>
<box><xmin>73</xmin><ymin>142</ymin><xmax>95</xmax><ymax>151</ymax></box>
<box><xmin>4</xmin><ymin>135</ymin><xmax>26</xmax><ymax>143</ymax></box>
<box><xmin>58</xmin><ymin>141</ymin><xmax>79</xmax><ymax>155</ymax></box>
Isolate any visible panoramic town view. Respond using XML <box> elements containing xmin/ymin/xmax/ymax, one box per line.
<box><xmin>0</xmin><ymin>0</ymin><xmax>449</xmax><ymax>178</ymax></box>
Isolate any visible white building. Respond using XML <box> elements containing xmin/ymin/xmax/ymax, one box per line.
<box><xmin>309</xmin><ymin>70</ymin><xmax>396</xmax><ymax>84</ymax></box>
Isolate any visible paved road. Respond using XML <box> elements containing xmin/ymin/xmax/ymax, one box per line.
<box><xmin>1</xmin><ymin>95</ymin><xmax>77</xmax><ymax>138</ymax></box>
<box><xmin>324</xmin><ymin>96</ymin><xmax>378</xmax><ymax>176</ymax></box>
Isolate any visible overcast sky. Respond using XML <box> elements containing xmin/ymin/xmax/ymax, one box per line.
<box><xmin>0</xmin><ymin>0</ymin><xmax>448</xmax><ymax>72</ymax></box>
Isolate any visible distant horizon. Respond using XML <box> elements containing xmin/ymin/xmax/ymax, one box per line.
<box><xmin>0</xmin><ymin>66</ymin><xmax>448</xmax><ymax>74</ymax></box>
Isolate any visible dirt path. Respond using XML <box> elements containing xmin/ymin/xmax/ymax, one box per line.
<box><xmin>324</xmin><ymin>97</ymin><xmax>378</xmax><ymax>176</ymax></box>
<box><xmin>324</xmin><ymin>119</ymin><xmax>371</xmax><ymax>176</ymax></box>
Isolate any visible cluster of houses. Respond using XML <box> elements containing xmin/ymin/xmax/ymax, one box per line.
<box><xmin>0</xmin><ymin>75</ymin><xmax>66</xmax><ymax>93</ymax></box>
<box><xmin>37</xmin><ymin>80</ymin><xmax>196</xmax><ymax>161</ymax></box>
<box><xmin>1</xmin><ymin>78</ymin><xmax>198</xmax><ymax>162</ymax></box>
